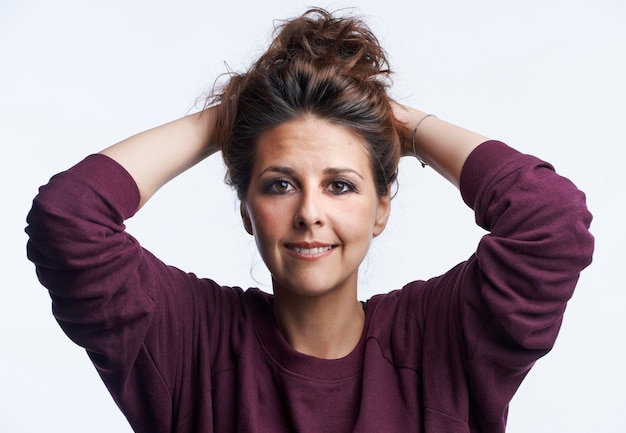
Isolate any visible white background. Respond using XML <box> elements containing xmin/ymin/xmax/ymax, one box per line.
<box><xmin>1</xmin><ymin>0</ymin><xmax>624</xmax><ymax>431</ymax></box>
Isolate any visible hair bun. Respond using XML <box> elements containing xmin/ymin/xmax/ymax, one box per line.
<box><xmin>257</xmin><ymin>8</ymin><xmax>391</xmax><ymax>83</ymax></box>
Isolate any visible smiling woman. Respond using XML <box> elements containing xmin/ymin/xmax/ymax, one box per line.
<box><xmin>25</xmin><ymin>7</ymin><xmax>594</xmax><ymax>433</ymax></box>
<box><xmin>243</xmin><ymin>117</ymin><xmax>390</xmax><ymax>358</ymax></box>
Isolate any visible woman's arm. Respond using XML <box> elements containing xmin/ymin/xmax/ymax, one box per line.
<box><xmin>393</xmin><ymin>103</ymin><xmax>488</xmax><ymax>187</ymax></box>
<box><xmin>26</xmin><ymin>107</ymin><xmax>224</xmax><ymax>430</ymax></box>
<box><xmin>392</xmin><ymin>103</ymin><xmax>593</xmax><ymax>429</ymax></box>
<box><xmin>100</xmin><ymin>107</ymin><xmax>218</xmax><ymax>209</ymax></box>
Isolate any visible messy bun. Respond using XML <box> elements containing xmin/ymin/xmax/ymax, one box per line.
<box><xmin>211</xmin><ymin>8</ymin><xmax>401</xmax><ymax>200</ymax></box>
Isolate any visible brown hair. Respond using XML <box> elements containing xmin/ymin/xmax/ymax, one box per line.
<box><xmin>210</xmin><ymin>8</ymin><xmax>401</xmax><ymax>200</ymax></box>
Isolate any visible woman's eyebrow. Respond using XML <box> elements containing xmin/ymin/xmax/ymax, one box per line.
<box><xmin>324</xmin><ymin>167</ymin><xmax>365</xmax><ymax>181</ymax></box>
<box><xmin>258</xmin><ymin>166</ymin><xmax>295</xmax><ymax>177</ymax></box>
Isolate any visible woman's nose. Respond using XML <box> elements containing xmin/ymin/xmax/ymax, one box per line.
<box><xmin>293</xmin><ymin>190</ymin><xmax>324</xmax><ymax>228</ymax></box>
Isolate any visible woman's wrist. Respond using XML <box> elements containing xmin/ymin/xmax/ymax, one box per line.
<box><xmin>410</xmin><ymin>114</ymin><xmax>438</xmax><ymax>167</ymax></box>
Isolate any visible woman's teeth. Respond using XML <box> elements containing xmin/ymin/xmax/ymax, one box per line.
<box><xmin>289</xmin><ymin>246</ymin><xmax>333</xmax><ymax>254</ymax></box>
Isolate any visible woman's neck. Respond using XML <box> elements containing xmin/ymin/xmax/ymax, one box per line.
<box><xmin>272</xmin><ymin>289</ymin><xmax>365</xmax><ymax>360</ymax></box>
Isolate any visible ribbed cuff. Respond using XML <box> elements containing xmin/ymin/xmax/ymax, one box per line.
<box><xmin>459</xmin><ymin>140</ymin><xmax>521</xmax><ymax>209</ymax></box>
<box><xmin>69</xmin><ymin>154</ymin><xmax>141</xmax><ymax>219</ymax></box>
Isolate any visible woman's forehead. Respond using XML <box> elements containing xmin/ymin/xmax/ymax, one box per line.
<box><xmin>252</xmin><ymin>117</ymin><xmax>372</xmax><ymax>172</ymax></box>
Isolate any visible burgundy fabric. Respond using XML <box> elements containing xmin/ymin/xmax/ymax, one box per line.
<box><xmin>26</xmin><ymin>140</ymin><xmax>594</xmax><ymax>432</ymax></box>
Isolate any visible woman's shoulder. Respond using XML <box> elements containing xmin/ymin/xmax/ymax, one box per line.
<box><xmin>366</xmin><ymin>262</ymin><xmax>467</xmax><ymax>317</ymax></box>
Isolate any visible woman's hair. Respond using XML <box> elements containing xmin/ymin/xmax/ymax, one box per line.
<box><xmin>210</xmin><ymin>8</ymin><xmax>401</xmax><ymax>200</ymax></box>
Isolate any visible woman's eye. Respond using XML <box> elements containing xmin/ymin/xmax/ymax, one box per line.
<box><xmin>327</xmin><ymin>180</ymin><xmax>354</xmax><ymax>194</ymax></box>
<box><xmin>265</xmin><ymin>179</ymin><xmax>294</xmax><ymax>194</ymax></box>
<box><xmin>275</xmin><ymin>180</ymin><xmax>291</xmax><ymax>192</ymax></box>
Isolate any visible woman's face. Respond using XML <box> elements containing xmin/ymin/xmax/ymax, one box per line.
<box><xmin>241</xmin><ymin>116</ymin><xmax>390</xmax><ymax>300</ymax></box>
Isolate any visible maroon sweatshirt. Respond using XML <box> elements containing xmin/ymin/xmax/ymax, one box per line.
<box><xmin>26</xmin><ymin>141</ymin><xmax>593</xmax><ymax>432</ymax></box>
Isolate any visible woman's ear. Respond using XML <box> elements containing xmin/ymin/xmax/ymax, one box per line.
<box><xmin>373</xmin><ymin>191</ymin><xmax>391</xmax><ymax>237</ymax></box>
<box><xmin>240</xmin><ymin>202</ymin><xmax>254</xmax><ymax>235</ymax></box>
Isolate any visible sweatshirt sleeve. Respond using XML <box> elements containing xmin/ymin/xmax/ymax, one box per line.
<box><xmin>410</xmin><ymin>140</ymin><xmax>594</xmax><ymax>431</ymax></box>
<box><xmin>25</xmin><ymin>154</ymin><xmax>239</xmax><ymax>432</ymax></box>
<box><xmin>26</xmin><ymin>154</ymin><xmax>151</xmax><ymax>352</ymax></box>
<box><xmin>460</xmin><ymin>140</ymin><xmax>593</xmax><ymax>350</ymax></box>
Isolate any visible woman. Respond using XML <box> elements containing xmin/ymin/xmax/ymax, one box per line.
<box><xmin>26</xmin><ymin>8</ymin><xmax>593</xmax><ymax>433</ymax></box>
